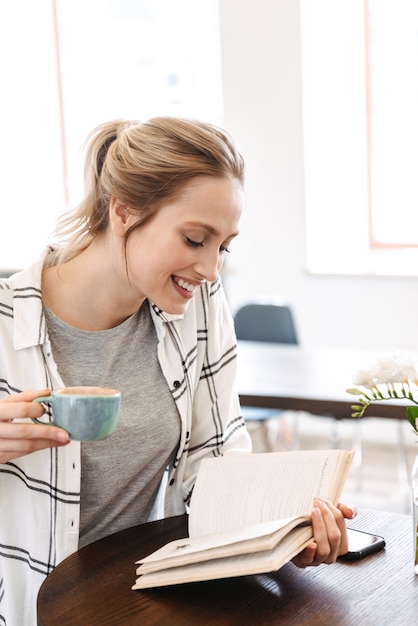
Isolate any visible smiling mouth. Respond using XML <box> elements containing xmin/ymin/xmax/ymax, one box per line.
<box><xmin>172</xmin><ymin>276</ymin><xmax>197</xmax><ymax>293</ymax></box>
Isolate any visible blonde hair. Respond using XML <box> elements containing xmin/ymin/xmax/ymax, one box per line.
<box><xmin>50</xmin><ymin>117</ymin><xmax>245</xmax><ymax>263</ymax></box>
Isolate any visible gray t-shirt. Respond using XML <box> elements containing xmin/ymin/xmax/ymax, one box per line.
<box><xmin>44</xmin><ymin>302</ymin><xmax>180</xmax><ymax>548</ymax></box>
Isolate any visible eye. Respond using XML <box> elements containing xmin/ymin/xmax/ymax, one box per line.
<box><xmin>220</xmin><ymin>245</ymin><xmax>231</xmax><ymax>254</ymax></box>
<box><xmin>185</xmin><ymin>237</ymin><xmax>204</xmax><ymax>248</ymax></box>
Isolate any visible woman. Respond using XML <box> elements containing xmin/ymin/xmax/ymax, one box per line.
<box><xmin>0</xmin><ymin>117</ymin><xmax>355</xmax><ymax>625</ymax></box>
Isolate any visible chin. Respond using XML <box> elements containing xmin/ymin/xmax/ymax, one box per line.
<box><xmin>155</xmin><ymin>299</ymin><xmax>191</xmax><ymax>316</ymax></box>
<box><xmin>168</xmin><ymin>303</ymin><xmax>190</xmax><ymax>315</ymax></box>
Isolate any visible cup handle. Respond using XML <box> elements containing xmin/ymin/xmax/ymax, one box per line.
<box><xmin>32</xmin><ymin>396</ymin><xmax>53</xmax><ymax>425</ymax></box>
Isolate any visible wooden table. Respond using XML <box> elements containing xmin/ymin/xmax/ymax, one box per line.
<box><xmin>237</xmin><ymin>342</ymin><xmax>407</xmax><ymax>420</ymax></box>
<box><xmin>37</xmin><ymin>508</ymin><xmax>418</xmax><ymax>625</ymax></box>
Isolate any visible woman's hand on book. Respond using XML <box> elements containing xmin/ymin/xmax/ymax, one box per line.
<box><xmin>291</xmin><ymin>499</ymin><xmax>357</xmax><ymax>568</ymax></box>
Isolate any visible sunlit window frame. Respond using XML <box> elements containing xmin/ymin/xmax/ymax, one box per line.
<box><xmin>301</xmin><ymin>0</ymin><xmax>418</xmax><ymax>277</ymax></box>
<box><xmin>366</xmin><ymin>0</ymin><xmax>418</xmax><ymax>250</ymax></box>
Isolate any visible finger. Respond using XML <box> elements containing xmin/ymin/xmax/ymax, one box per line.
<box><xmin>0</xmin><ymin>421</ymin><xmax>70</xmax><ymax>463</ymax></box>
<box><xmin>0</xmin><ymin>421</ymin><xmax>70</xmax><ymax>443</ymax></box>
<box><xmin>323</xmin><ymin>500</ymin><xmax>350</xmax><ymax>555</ymax></box>
<box><xmin>337</xmin><ymin>502</ymin><xmax>358</xmax><ymax>520</ymax></box>
<box><xmin>0</xmin><ymin>436</ymin><xmax>70</xmax><ymax>464</ymax></box>
<box><xmin>313</xmin><ymin>499</ymin><xmax>347</xmax><ymax>562</ymax></box>
<box><xmin>0</xmin><ymin>390</ymin><xmax>51</xmax><ymax>421</ymax></box>
<box><xmin>291</xmin><ymin>505</ymin><xmax>327</xmax><ymax>569</ymax></box>
<box><xmin>291</xmin><ymin>542</ymin><xmax>318</xmax><ymax>568</ymax></box>
<box><xmin>1</xmin><ymin>389</ymin><xmax>51</xmax><ymax>403</ymax></box>
<box><xmin>307</xmin><ymin>500</ymin><xmax>339</xmax><ymax>565</ymax></box>
<box><xmin>310</xmin><ymin>504</ymin><xmax>332</xmax><ymax>563</ymax></box>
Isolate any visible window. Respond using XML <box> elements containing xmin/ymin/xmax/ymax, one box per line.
<box><xmin>367</xmin><ymin>0</ymin><xmax>418</xmax><ymax>247</ymax></box>
<box><xmin>301</xmin><ymin>0</ymin><xmax>418</xmax><ymax>276</ymax></box>
<box><xmin>1</xmin><ymin>0</ymin><xmax>223</xmax><ymax>272</ymax></box>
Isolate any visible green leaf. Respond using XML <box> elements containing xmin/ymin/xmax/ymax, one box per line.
<box><xmin>406</xmin><ymin>406</ymin><xmax>418</xmax><ymax>433</ymax></box>
<box><xmin>346</xmin><ymin>388</ymin><xmax>363</xmax><ymax>395</ymax></box>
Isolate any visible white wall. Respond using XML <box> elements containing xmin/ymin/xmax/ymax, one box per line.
<box><xmin>219</xmin><ymin>0</ymin><xmax>418</xmax><ymax>351</ymax></box>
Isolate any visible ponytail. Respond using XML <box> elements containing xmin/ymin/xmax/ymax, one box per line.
<box><xmin>49</xmin><ymin>117</ymin><xmax>244</xmax><ymax>264</ymax></box>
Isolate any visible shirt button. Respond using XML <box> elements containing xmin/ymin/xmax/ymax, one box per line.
<box><xmin>173</xmin><ymin>380</ymin><xmax>181</xmax><ymax>388</ymax></box>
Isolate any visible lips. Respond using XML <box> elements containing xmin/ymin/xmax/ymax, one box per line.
<box><xmin>173</xmin><ymin>277</ymin><xmax>196</xmax><ymax>293</ymax></box>
<box><xmin>171</xmin><ymin>276</ymin><xmax>205</xmax><ymax>301</ymax></box>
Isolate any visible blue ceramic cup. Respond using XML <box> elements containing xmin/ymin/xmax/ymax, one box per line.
<box><xmin>33</xmin><ymin>386</ymin><xmax>121</xmax><ymax>441</ymax></box>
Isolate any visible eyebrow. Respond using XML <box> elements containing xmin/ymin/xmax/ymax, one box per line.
<box><xmin>184</xmin><ymin>221</ymin><xmax>239</xmax><ymax>238</ymax></box>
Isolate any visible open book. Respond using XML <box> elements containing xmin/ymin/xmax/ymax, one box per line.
<box><xmin>132</xmin><ymin>449</ymin><xmax>354</xmax><ymax>589</ymax></box>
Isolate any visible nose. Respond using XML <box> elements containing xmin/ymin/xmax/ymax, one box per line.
<box><xmin>196</xmin><ymin>248</ymin><xmax>222</xmax><ymax>282</ymax></box>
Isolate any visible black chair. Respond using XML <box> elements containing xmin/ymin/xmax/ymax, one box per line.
<box><xmin>234</xmin><ymin>303</ymin><xmax>298</xmax><ymax>344</ymax></box>
<box><xmin>234</xmin><ymin>302</ymin><xmax>299</xmax><ymax>451</ymax></box>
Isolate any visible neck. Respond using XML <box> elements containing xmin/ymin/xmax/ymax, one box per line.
<box><xmin>42</xmin><ymin>242</ymin><xmax>145</xmax><ymax>331</ymax></box>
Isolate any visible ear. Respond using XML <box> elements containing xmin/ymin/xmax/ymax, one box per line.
<box><xmin>109</xmin><ymin>197</ymin><xmax>133</xmax><ymax>238</ymax></box>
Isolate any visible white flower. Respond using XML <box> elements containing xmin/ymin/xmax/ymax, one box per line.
<box><xmin>371</xmin><ymin>351</ymin><xmax>418</xmax><ymax>385</ymax></box>
<box><xmin>347</xmin><ymin>350</ymin><xmax>418</xmax><ymax>433</ymax></box>
<box><xmin>352</xmin><ymin>351</ymin><xmax>418</xmax><ymax>389</ymax></box>
<box><xmin>352</xmin><ymin>369</ymin><xmax>376</xmax><ymax>390</ymax></box>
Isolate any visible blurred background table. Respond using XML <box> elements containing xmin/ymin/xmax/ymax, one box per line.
<box><xmin>236</xmin><ymin>342</ymin><xmax>406</xmax><ymax>420</ymax></box>
<box><xmin>37</xmin><ymin>508</ymin><xmax>418</xmax><ymax>625</ymax></box>
<box><xmin>236</xmin><ymin>341</ymin><xmax>417</xmax><ymax>513</ymax></box>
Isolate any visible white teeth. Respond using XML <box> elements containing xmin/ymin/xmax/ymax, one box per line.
<box><xmin>176</xmin><ymin>278</ymin><xmax>195</xmax><ymax>292</ymax></box>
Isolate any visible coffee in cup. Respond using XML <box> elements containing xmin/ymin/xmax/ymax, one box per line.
<box><xmin>33</xmin><ymin>386</ymin><xmax>121</xmax><ymax>441</ymax></box>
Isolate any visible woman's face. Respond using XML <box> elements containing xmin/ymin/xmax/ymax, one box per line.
<box><xmin>120</xmin><ymin>176</ymin><xmax>244</xmax><ymax>315</ymax></box>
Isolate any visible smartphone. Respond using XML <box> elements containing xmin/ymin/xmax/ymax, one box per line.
<box><xmin>338</xmin><ymin>528</ymin><xmax>386</xmax><ymax>561</ymax></box>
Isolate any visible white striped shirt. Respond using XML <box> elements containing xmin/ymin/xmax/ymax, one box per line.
<box><xmin>0</xmin><ymin>247</ymin><xmax>251</xmax><ymax>626</ymax></box>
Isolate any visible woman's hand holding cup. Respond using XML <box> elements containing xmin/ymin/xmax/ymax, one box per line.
<box><xmin>0</xmin><ymin>386</ymin><xmax>121</xmax><ymax>463</ymax></box>
<box><xmin>33</xmin><ymin>386</ymin><xmax>121</xmax><ymax>441</ymax></box>
<box><xmin>0</xmin><ymin>389</ymin><xmax>71</xmax><ymax>463</ymax></box>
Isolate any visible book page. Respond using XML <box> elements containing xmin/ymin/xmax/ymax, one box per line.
<box><xmin>132</xmin><ymin>526</ymin><xmax>314</xmax><ymax>590</ymax></box>
<box><xmin>136</xmin><ymin>516</ymin><xmax>311</xmax><ymax>574</ymax></box>
<box><xmin>189</xmin><ymin>449</ymin><xmax>354</xmax><ymax>537</ymax></box>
